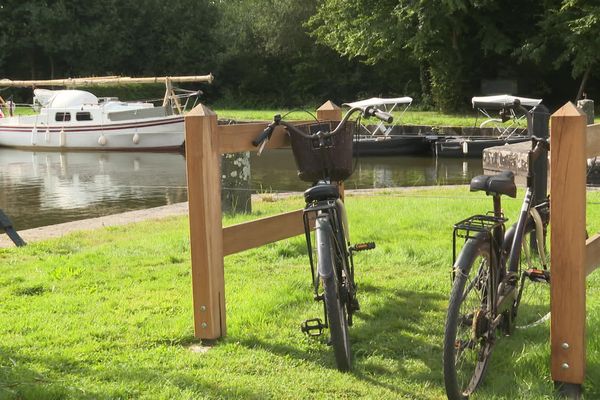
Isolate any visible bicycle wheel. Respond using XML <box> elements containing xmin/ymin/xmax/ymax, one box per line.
<box><xmin>316</xmin><ymin>216</ymin><xmax>352</xmax><ymax>371</ymax></box>
<box><xmin>513</xmin><ymin>221</ymin><xmax>551</xmax><ymax>329</ymax></box>
<box><xmin>443</xmin><ymin>240</ymin><xmax>495</xmax><ymax>400</ymax></box>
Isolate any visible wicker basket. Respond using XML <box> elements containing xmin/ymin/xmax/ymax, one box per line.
<box><xmin>287</xmin><ymin>121</ymin><xmax>355</xmax><ymax>182</ymax></box>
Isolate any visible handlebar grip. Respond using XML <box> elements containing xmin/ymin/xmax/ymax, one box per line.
<box><xmin>374</xmin><ymin>110</ymin><xmax>393</xmax><ymax>124</ymax></box>
<box><xmin>252</xmin><ymin>125</ymin><xmax>274</xmax><ymax>147</ymax></box>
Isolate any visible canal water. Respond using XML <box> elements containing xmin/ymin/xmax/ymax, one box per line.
<box><xmin>0</xmin><ymin>148</ymin><xmax>483</xmax><ymax>230</ymax></box>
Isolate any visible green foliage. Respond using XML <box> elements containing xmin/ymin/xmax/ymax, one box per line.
<box><xmin>522</xmin><ymin>0</ymin><xmax>600</xmax><ymax>79</ymax></box>
<box><xmin>0</xmin><ymin>0</ymin><xmax>598</xmax><ymax>109</ymax></box>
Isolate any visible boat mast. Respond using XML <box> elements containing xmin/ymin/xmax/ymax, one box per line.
<box><xmin>0</xmin><ymin>74</ymin><xmax>214</xmax><ymax>114</ymax></box>
<box><xmin>0</xmin><ymin>74</ymin><xmax>214</xmax><ymax>88</ymax></box>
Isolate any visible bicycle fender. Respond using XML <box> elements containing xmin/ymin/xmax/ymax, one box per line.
<box><xmin>335</xmin><ymin>198</ymin><xmax>350</xmax><ymax>242</ymax></box>
<box><xmin>454</xmin><ymin>233</ymin><xmax>489</xmax><ymax>274</ymax></box>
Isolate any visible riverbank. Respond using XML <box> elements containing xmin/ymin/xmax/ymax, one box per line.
<box><xmin>1</xmin><ymin>188</ymin><xmax>600</xmax><ymax>399</ymax></box>
<box><xmin>0</xmin><ymin>186</ymin><xmax>464</xmax><ymax>248</ymax></box>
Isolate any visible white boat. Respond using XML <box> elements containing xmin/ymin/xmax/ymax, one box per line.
<box><xmin>0</xmin><ymin>75</ymin><xmax>213</xmax><ymax>150</ymax></box>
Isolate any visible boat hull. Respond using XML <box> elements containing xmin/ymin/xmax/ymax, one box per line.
<box><xmin>353</xmin><ymin>135</ymin><xmax>430</xmax><ymax>156</ymax></box>
<box><xmin>0</xmin><ymin>116</ymin><xmax>185</xmax><ymax>151</ymax></box>
<box><xmin>433</xmin><ymin>136</ymin><xmax>530</xmax><ymax>157</ymax></box>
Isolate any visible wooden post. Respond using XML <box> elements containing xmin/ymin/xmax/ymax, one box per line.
<box><xmin>317</xmin><ymin>101</ymin><xmax>345</xmax><ymax>200</ymax></box>
<box><xmin>317</xmin><ymin>100</ymin><xmax>342</xmax><ymax>121</ymax></box>
<box><xmin>185</xmin><ymin>104</ymin><xmax>226</xmax><ymax>340</ymax></box>
<box><xmin>550</xmin><ymin>102</ymin><xmax>587</xmax><ymax>392</ymax></box>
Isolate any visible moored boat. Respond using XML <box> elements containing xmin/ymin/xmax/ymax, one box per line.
<box><xmin>433</xmin><ymin>94</ymin><xmax>541</xmax><ymax>158</ymax></box>
<box><xmin>0</xmin><ymin>75</ymin><xmax>213</xmax><ymax>151</ymax></box>
<box><xmin>433</xmin><ymin>135</ymin><xmax>530</xmax><ymax>158</ymax></box>
<box><xmin>344</xmin><ymin>96</ymin><xmax>432</xmax><ymax>156</ymax></box>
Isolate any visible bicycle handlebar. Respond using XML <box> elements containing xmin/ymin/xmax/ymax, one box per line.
<box><xmin>251</xmin><ymin>114</ymin><xmax>281</xmax><ymax>147</ymax></box>
<box><xmin>252</xmin><ymin>106</ymin><xmax>394</xmax><ymax>151</ymax></box>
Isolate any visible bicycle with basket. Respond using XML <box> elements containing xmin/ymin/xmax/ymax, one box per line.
<box><xmin>252</xmin><ymin>105</ymin><xmax>392</xmax><ymax>371</ymax></box>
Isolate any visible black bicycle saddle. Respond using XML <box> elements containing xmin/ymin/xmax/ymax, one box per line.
<box><xmin>470</xmin><ymin>170</ymin><xmax>517</xmax><ymax>198</ymax></box>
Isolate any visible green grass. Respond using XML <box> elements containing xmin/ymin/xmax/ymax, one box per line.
<box><xmin>214</xmin><ymin>108</ymin><xmax>529</xmax><ymax>128</ymax></box>
<box><xmin>1</xmin><ymin>188</ymin><xmax>600</xmax><ymax>399</ymax></box>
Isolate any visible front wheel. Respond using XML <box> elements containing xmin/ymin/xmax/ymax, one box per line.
<box><xmin>443</xmin><ymin>240</ymin><xmax>495</xmax><ymax>399</ymax></box>
<box><xmin>316</xmin><ymin>216</ymin><xmax>351</xmax><ymax>371</ymax></box>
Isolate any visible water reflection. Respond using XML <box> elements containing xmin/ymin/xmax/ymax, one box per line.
<box><xmin>250</xmin><ymin>149</ymin><xmax>482</xmax><ymax>191</ymax></box>
<box><xmin>0</xmin><ymin>149</ymin><xmax>188</xmax><ymax>230</ymax></box>
<box><xmin>0</xmin><ymin>148</ymin><xmax>483</xmax><ymax>230</ymax></box>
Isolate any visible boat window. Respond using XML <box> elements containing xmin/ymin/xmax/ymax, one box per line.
<box><xmin>55</xmin><ymin>112</ymin><xmax>71</xmax><ymax>122</ymax></box>
<box><xmin>76</xmin><ymin>112</ymin><xmax>93</xmax><ymax>121</ymax></box>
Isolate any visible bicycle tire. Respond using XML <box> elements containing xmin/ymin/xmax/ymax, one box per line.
<box><xmin>316</xmin><ymin>216</ymin><xmax>352</xmax><ymax>371</ymax></box>
<box><xmin>443</xmin><ymin>238</ymin><xmax>495</xmax><ymax>399</ymax></box>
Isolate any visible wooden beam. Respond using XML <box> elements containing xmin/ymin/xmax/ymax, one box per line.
<box><xmin>223</xmin><ymin>209</ymin><xmax>314</xmax><ymax>256</ymax></box>
<box><xmin>185</xmin><ymin>103</ymin><xmax>226</xmax><ymax>340</ymax></box>
<box><xmin>550</xmin><ymin>102</ymin><xmax>587</xmax><ymax>385</ymax></box>
<box><xmin>586</xmin><ymin>123</ymin><xmax>600</xmax><ymax>158</ymax></box>
<box><xmin>0</xmin><ymin>74</ymin><xmax>214</xmax><ymax>88</ymax></box>
<box><xmin>586</xmin><ymin>233</ymin><xmax>600</xmax><ymax>275</ymax></box>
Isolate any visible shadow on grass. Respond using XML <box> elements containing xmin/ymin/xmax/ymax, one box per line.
<box><xmin>0</xmin><ymin>345</ymin><xmax>265</xmax><ymax>399</ymax></box>
<box><xmin>0</xmin><ymin>346</ymin><xmax>99</xmax><ymax>399</ymax></box>
<box><xmin>233</xmin><ymin>282</ymin><xmax>447</xmax><ymax>397</ymax></box>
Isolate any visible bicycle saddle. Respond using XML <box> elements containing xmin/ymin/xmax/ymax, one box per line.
<box><xmin>304</xmin><ymin>183</ymin><xmax>340</xmax><ymax>203</ymax></box>
<box><xmin>470</xmin><ymin>170</ymin><xmax>517</xmax><ymax>198</ymax></box>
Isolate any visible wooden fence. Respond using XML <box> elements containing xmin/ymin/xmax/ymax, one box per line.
<box><xmin>184</xmin><ymin>100</ymin><xmax>597</xmax><ymax>394</ymax></box>
<box><xmin>551</xmin><ymin>102</ymin><xmax>600</xmax><ymax>392</ymax></box>
<box><xmin>184</xmin><ymin>101</ymin><xmax>342</xmax><ymax>340</ymax></box>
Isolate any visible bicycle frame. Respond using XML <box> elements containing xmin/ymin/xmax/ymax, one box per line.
<box><xmin>452</xmin><ymin>137</ymin><xmax>550</xmax><ymax>319</ymax></box>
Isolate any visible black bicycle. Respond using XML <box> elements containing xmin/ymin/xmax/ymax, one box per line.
<box><xmin>253</xmin><ymin>106</ymin><xmax>392</xmax><ymax>371</ymax></box>
<box><xmin>443</xmin><ymin>131</ymin><xmax>551</xmax><ymax>399</ymax></box>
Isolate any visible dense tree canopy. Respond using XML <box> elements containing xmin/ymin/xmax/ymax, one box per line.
<box><xmin>0</xmin><ymin>0</ymin><xmax>596</xmax><ymax>110</ymax></box>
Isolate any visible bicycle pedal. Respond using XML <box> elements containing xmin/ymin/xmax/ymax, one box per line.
<box><xmin>524</xmin><ymin>268</ymin><xmax>550</xmax><ymax>283</ymax></box>
<box><xmin>301</xmin><ymin>318</ymin><xmax>325</xmax><ymax>337</ymax></box>
<box><xmin>351</xmin><ymin>242</ymin><xmax>376</xmax><ymax>252</ymax></box>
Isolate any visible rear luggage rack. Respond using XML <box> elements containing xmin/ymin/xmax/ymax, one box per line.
<box><xmin>452</xmin><ymin>214</ymin><xmax>508</xmax><ymax>276</ymax></box>
<box><xmin>454</xmin><ymin>214</ymin><xmax>507</xmax><ymax>240</ymax></box>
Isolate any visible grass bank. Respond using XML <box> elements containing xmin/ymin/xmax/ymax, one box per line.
<box><xmin>215</xmin><ymin>108</ymin><xmax>497</xmax><ymax>127</ymax></box>
<box><xmin>2</xmin><ymin>187</ymin><xmax>600</xmax><ymax>399</ymax></box>
<box><xmin>214</xmin><ymin>108</ymin><xmax>600</xmax><ymax>127</ymax></box>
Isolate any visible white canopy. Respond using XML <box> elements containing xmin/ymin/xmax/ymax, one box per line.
<box><xmin>34</xmin><ymin>89</ymin><xmax>98</xmax><ymax>108</ymax></box>
<box><xmin>344</xmin><ymin>97</ymin><xmax>413</xmax><ymax>108</ymax></box>
<box><xmin>472</xmin><ymin>95</ymin><xmax>542</xmax><ymax>109</ymax></box>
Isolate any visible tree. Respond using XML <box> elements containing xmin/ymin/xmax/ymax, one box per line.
<box><xmin>522</xmin><ymin>0</ymin><xmax>600</xmax><ymax>100</ymax></box>
<box><xmin>308</xmin><ymin>0</ymin><xmax>540</xmax><ymax>111</ymax></box>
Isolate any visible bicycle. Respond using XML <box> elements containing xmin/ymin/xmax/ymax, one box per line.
<box><xmin>252</xmin><ymin>105</ymin><xmax>392</xmax><ymax>371</ymax></box>
<box><xmin>442</xmin><ymin>124</ymin><xmax>551</xmax><ymax>399</ymax></box>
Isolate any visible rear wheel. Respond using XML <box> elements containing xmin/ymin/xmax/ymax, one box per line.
<box><xmin>316</xmin><ymin>217</ymin><xmax>351</xmax><ymax>371</ymax></box>
<box><xmin>443</xmin><ymin>242</ymin><xmax>495</xmax><ymax>400</ymax></box>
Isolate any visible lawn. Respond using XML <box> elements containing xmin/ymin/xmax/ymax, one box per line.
<box><xmin>1</xmin><ymin>187</ymin><xmax>600</xmax><ymax>399</ymax></box>
<box><xmin>214</xmin><ymin>108</ymin><xmax>498</xmax><ymax>127</ymax></box>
